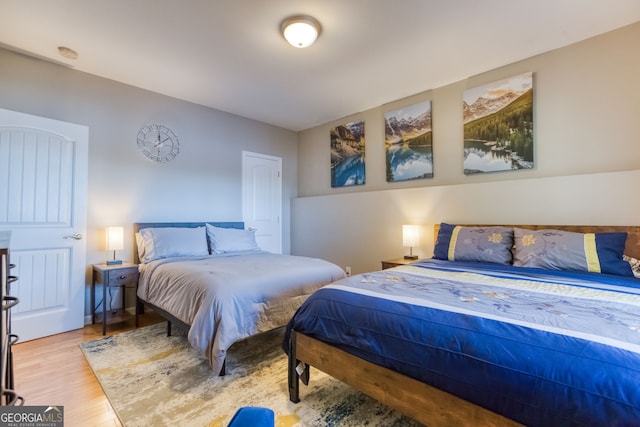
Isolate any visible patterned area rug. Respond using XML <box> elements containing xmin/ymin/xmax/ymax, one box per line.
<box><xmin>80</xmin><ymin>323</ymin><xmax>420</xmax><ymax>426</ymax></box>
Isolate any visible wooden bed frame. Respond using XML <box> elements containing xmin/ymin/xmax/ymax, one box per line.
<box><xmin>288</xmin><ymin>224</ymin><xmax>640</xmax><ymax>427</ymax></box>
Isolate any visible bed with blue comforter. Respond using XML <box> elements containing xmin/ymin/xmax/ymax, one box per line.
<box><xmin>284</xmin><ymin>224</ymin><xmax>640</xmax><ymax>426</ymax></box>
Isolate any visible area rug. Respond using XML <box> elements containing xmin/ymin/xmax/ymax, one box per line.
<box><xmin>80</xmin><ymin>323</ymin><xmax>420</xmax><ymax>426</ymax></box>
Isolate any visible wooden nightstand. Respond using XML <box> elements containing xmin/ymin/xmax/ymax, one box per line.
<box><xmin>381</xmin><ymin>257</ymin><xmax>422</xmax><ymax>270</ymax></box>
<box><xmin>91</xmin><ymin>263</ymin><xmax>139</xmax><ymax>335</ymax></box>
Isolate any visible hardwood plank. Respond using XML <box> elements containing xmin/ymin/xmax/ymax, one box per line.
<box><xmin>11</xmin><ymin>311</ymin><xmax>163</xmax><ymax>426</ymax></box>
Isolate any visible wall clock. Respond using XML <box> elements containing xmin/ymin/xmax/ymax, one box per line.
<box><xmin>136</xmin><ymin>124</ymin><xmax>180</xmax><ymax>163</ymax></box>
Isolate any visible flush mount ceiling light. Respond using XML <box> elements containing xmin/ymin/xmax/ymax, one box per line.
<box><xmin>281</xmin><ymin>15</ymin><xmax>321</xmax><ymax>48</ymax></box>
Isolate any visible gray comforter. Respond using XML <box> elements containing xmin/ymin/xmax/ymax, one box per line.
<box><xmin>137</xmin><ymin>251</ymin><xmax>345</xmax><ymax>373</ymax></box>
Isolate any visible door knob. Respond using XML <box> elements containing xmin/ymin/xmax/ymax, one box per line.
<box><xmin>64</xmin><ymin>233</ymin><xmax>83</xmax><ymax>240</ymax></box>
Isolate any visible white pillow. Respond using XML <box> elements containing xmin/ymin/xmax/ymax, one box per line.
<box><xmin>135</xmin><ymin>232</ymin><xmax>146</xmax><ymax>261</ymax></box>
<box><xmin>139</xmin><ymin>226</ymin><xmax>208</xmax><ymax>263</ymax></box>
<box><xmin>206</xmin><ymin>224</ymin><xmax>260</xmax><ymax>254</ymax></box>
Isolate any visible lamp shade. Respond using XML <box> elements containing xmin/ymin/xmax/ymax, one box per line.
<box><xmin>402</xmin><ymin>225</ymin><xmax>420</xmax><ymax>247</ymax></box>
<box><xmin>281</xmin><ymin>15</ymin><xmax>321</xmax><ymax>48</ymax></box>
<box><xmin>106</xmin><ymin>226</ymin><xmax>124</xmax><ymax>251</ymax></box>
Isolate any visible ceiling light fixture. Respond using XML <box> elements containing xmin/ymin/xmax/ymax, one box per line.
<box><xmin>58</xmin><ymin>46</ymin><xmax>78</xmax><ymax>60</ymax></box>
<box><xmin>281</xmin><ymin>15</ymin><xmax>321</xmax><ymax>48</ymax></box>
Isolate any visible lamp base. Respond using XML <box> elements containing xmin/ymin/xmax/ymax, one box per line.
<box><xmin>404</xmin><ymin>255</ymin><xmax>418</xmax><ymax>260</ymax></box>
<box><xmin>107</xmin><ymin>259</ymin><xmax>123</xmax><ymax>265</ymax></box>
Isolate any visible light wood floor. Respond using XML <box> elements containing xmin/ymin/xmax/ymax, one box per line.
<box><xmin>11</xmin><ymin>310</ymin><xmax>164</xmax><ymax>427</ymax></box>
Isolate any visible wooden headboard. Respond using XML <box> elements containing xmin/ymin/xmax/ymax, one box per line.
<box><xmin>133</xmin><ymin>221</ymin><xmax>244</xmax><ymax>264</ymax></box>
<box><xmin>433</xmin><ymin>224</ymin><xmax>640</xmax><ymax>259</ymax></box>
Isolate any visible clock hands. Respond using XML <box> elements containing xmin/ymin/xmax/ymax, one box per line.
<box><xmin>142</xmin><ymin>134</ymin><xmax>170</xmax><ymax>158</ymax></box>
<box><xmin>154</xmin><ymin>132</ymin><xmax>172</xmax><ymax>157</ymax></box>
<box><xmin>151</xmin><ymin>133</ymin><xmax>171</xmax><ymax>148</ymax></box>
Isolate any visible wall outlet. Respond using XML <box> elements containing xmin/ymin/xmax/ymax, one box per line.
<box><xmin>345</xmin><ymin>266</ymin><xmax>351</xmax><ymax>277</ymax></box>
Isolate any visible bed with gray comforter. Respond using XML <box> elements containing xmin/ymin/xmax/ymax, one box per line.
<box><xmin>137</xmin><ymin>251</ymin><xmax>345</xmax><ymax>374</ymax></box>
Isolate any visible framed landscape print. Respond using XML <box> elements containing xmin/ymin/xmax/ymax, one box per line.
<box><xmin>463</xmin><ymin>72</ymin><xmax>534</xmax><ymax>174</ymax></box>
<box><xmin>330</xmin><ymin>120</ymin><xmax>365</xmax><ymax>187</ymax></box>
<box><xmin>384</xmin><ymin>100</ymin><xmax>433</xmax><ymax>182</ymax></box>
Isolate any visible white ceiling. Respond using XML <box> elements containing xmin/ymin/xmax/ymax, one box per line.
<box><xmin>1</xmin><ymin>1</ymin><xmax>639</xmax><ymax>131</ymax></box>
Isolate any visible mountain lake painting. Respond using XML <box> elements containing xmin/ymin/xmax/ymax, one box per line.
<box><xmin>463</xmin><ymin>72</ymin><xmax>534</xmax><ymax>174</ymax></box>
<box><xmin>384</xmin><ymin>100</ymin><xmax>433</xmax><ymax>182</ymax></box>
<box><xmin>330</xmin><ymin>120</ymin><xmax>365</xmax><ymax>187</ymax></box>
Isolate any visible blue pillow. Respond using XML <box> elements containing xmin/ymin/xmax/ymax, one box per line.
<box><xmin>512</xmin><ymin>228</ymin><xmax>633</xmax><ymax>277</ymax></box>
<box><xmin>433</xmin><ymin>223</ymin><xmax>514</xmax><ymax>265</ymax></box>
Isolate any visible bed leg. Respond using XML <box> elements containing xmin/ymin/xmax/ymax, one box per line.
<box><xmin>166</xmin><ymin>321</ymin><xmax>172</xmax><ymax>336</ymax></box>
<box><xmin>288</xmin><ymin>331</ymin><xmax>302</xmax><ymax>403</ymax></box>
<box><xmin>288</xmin><ymin>330</ymin><xmax>311</xmax><ymax>403</ymax></box>
<box><xmin>135</xmin><ymin>298</ymin><xmax>145</xmax><ymax>327</ymax></box>
<box><xmin>136</xmin><ymin>299</ymin><xmax>145</xmax><ymax>315</ymax></box>
<box><xmin>219</xmin><ymin>359</ymin><xmax>226</xmax><ymax>376</ymax></box>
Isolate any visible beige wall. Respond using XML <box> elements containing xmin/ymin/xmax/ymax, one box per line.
<box><xmin>298</xmin><ymin>22</ymin><xmax>640</xmax><ymax>197</ymax></box>
<box><xmin>293</xmin><ymin>22</ymin><xmax>640</xmax><ymax>274</ymax></box>
<box><xmin>293</xmin><ymin>170</ymin><xmax>640</xmax><ymax>274</ymax></box>
<box><xmin>0</xmin><ymin>47</ymin><xmax>298</xmax><ymax>316</ymax></box>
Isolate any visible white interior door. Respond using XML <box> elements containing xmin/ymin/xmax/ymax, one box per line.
<box><xmin>242</xmin><ymin>151</ymin><xmax>282</xmax><ymax>254</ymax></box>
<box><xmin>0</xmin><ymin>108</ymin><xmax>88</xmax><ymax>342</ymax></box>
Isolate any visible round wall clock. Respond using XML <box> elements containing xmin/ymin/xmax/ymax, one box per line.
<box><xmin>136</xmin><ymin>124</ymin><xmax>180</xmax><ymax>163</ymax></box>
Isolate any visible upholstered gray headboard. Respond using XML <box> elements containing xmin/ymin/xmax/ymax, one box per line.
<box><xmin>133</xmin><ymin>221</ymin><xmax>244</xmax><ymax>264</ymax></box>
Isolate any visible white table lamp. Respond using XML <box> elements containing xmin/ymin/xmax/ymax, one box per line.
<box><xmin>402</xmin><ymin>225</ymin><xmax>420</xmax><ymax>260</ymax></box>
<box><xmin>106</xmin><ymin>226</ymin><xmax>124</xmax><ymax>265</ymax></box>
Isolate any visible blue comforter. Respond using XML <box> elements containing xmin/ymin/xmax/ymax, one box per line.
<box><xmin>284</xmin><ymin>259</ymin><xmax>640</xmax><ymax>426</ymax></box>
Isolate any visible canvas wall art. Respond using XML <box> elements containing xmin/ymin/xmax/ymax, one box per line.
<box><xmin>463</xmin><ymin>72</ymin><xmax>534</xmax><ymax>174</ymax></box>
<box><xmin>384</xmin><ymin>100</ymin><xmax>433</xmax><ymax>182</ymax></box>
<box><xmin>330</xmin><ymin>120</ymin><xmax>365</xmax><ymax>187</ymax></box>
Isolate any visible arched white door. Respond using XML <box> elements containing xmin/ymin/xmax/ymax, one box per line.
<box><xmin>0</xmin><ymin>108</ymin><xmax>88</xmax><ymax>341</ymax></box>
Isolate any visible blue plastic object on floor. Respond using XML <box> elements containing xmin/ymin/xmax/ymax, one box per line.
<box><xmin>227</xmin><ymin>406</ymin><xmax>275</xmax><ymax>427</ymax></box>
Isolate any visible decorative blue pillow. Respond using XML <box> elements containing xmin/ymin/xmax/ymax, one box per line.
<box><xmin>512</xmin><ymin>228</ymin><xmax>633</xmax><ymax>277</ymax></box>
<box><xmin>433</xmin><ymin>223</ymin><xmax>514</xmax><ymax>265</ymax></box>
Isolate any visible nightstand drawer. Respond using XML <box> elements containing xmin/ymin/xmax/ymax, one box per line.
<box><xmin>107</xmin><ymin>269</ymin><xmax>138</xmax><ymax>287</ymax></box>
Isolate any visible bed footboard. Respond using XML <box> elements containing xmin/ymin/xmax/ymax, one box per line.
<box><xmin>288</xmin><ymin>330</ymin><xmax>523</xmax><ymax>427</ymax></box>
